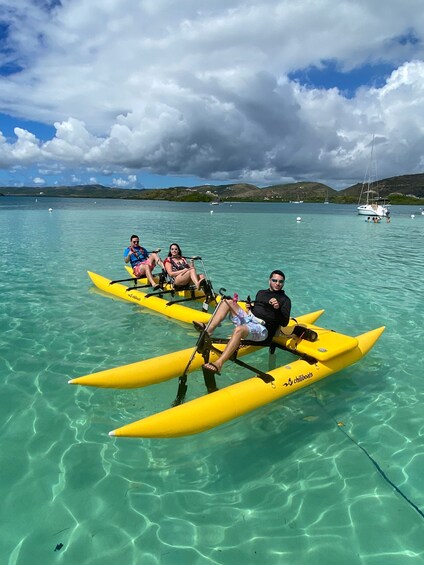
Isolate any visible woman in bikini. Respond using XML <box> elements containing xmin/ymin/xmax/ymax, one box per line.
<box><xmin>164</xmin><ymin>243</ymin><xmax>206</xmax><ymax>290</ymax></box>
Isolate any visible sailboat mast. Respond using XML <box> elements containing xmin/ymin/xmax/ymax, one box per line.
<box><xmin>368</xmin><ymin>134</ymin><xmax>375</xmax><ymax>197</ymax></box>
<box><xmin>359</xmin><ymin>135</ymin><xmax>376</xmax><ymax>206</ymax></box>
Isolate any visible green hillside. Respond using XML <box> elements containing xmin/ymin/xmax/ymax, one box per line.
<box><xmin>1</xmin><ymin>173</ymin><xmax>424</xmax><ymax>204</ymax></box>
<box><xmin>337</xmin><ymin>173</ymin><xmax>424</xmax><ymax>204</ymax></box>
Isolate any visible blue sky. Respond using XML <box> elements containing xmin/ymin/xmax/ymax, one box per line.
<box><xmin>1</xmin><ymin>0</ymin><xmax>424</xmax><ymax>190</ymax></box>
<box><xmin>288</xmin><ymin>61</ymin><xmax>396</xmax><ymax>98</ymax></box>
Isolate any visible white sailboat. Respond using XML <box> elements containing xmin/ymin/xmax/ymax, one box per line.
<box><xmin>290</xmin><ymin>190</ymin><xmax>304</xmax><ymax>204</ymax></box>
<box><xmin>324</xmin><ymin>188</ymin><xmax>329</xmax><ymax>204</ymax></box>
<box><xmin>357</xmin><ymin>136</ymin><xmax>389</xmax><ymax>217</ymax></box>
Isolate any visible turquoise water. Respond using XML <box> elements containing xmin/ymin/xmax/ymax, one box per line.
<box><xmin>1</xmin><ymin>197</ymin><xmax>423</xmax><ymax>564</ymax></box>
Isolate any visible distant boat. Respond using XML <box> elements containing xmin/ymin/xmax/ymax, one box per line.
<box><xmin>324</xmin><ymin>188</ymin><xmax>329</xmax><ymax>204</ymax></box>
<box><xmin>357</xmin><ymin>136</ymin><xmax>389</xmax><ymax>217</ymax></box>
<box><xmin>290</xmin><ymin>192</ymin><xmax>303</xmax><ymax>204</ymax></box>
<box><xmin>210</xmin><ymin>201</ymin><xmax>219</xmax><ymax>206</ymax></box>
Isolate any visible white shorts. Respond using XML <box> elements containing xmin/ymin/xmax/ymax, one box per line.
<box><xmin>230</xmin><ymin>307</ymin><xmax>268</xmax><ymax>342</ymax></box>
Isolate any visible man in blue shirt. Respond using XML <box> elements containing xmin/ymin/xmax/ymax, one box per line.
<box><xmin>124</xmin><ymin>234</ymin><xmax>162</xmax><ymax>289</ymax></box>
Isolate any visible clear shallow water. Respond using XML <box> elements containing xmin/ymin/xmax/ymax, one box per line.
<box><xmin>1</xmin><ymin>197</ymin><xmax>423</xmax><ymax>564</ymax></box>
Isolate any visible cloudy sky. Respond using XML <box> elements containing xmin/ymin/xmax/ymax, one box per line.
<box><xmin>1</xmin><ymin>0</ymin><xmax>424</xmax><ymax>190</ymax></box>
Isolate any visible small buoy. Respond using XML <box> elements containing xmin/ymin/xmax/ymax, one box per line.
<box><xmin>48</xmin><ymin>208</ymin><xmax>53</xmax><ymax>212</ymax></box>
<box><xmin>210</xmin><ymin>210</ymin><xmax>214</xmax><ymax>214</ymax></box>
<box><xmin>35</xmin><ymin>198</ymin><xmax>38</xmax><ymax>202</ymax></box>
<box><xmin>411</xmin><ymin>214</ymin><xmax>415</xmax><ymax>219</ymax></box>
<box><xmin>296</xmin><ymin>216</ymin><xmax>302</xmax><ymax>222</ymax></box>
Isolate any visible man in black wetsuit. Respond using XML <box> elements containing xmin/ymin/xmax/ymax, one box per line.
<box><xmin>198</xmin><ymin>270</ymin><xmax>291</xmax><ymax>376</ymax></box>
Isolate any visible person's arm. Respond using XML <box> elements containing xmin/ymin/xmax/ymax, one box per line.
<box><xmin>279</xmin><ymin>296</ymin><xmax>291</xmax><ymax>327</ymax></box>
<box><xmin>163</xmin><ymin>258</ymin><xmax>175</xmax><ymax>277</ymax></box>
<box><xmin>174</xmin><ymin>267</ymin><xmax>192</xmax><ymax>275</ymax></box>
<box><xmin>173</xmin><ymin>257</ymin><xmax>194</xmax><ymax>274</ymax></box>
<box><xmin>124</xmin><ymin>247</ymin><xmax>131</xmax><ymax>264</ymax></box>
<box><xmin>253</xmin><ymin>289</ymin><xmax>271</xmax><ymax>307</ymax></box>
<box><xmin>254</xmin><ymin>290</ymin><xmax>264</xmax><ymax>303</ymax></box>
<box><xmin>250</xmin><ymin>290</ymin><xmax>266</xmax><ymax>314</ymax></box>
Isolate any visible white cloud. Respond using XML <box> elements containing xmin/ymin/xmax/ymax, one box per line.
<box><xmin>112</xmin><ymin>175</ymin><xmax>138</xmax><ymax>188</ymax></box>
<box><xmin>112</xmin><ymin>177</ymin><xmax>130</xmax><ymax>187</ymax></box>
<box><xmin>0</xmin><ymin>0</ymin><xmax>424</xmax><ymax>186</ymax></box>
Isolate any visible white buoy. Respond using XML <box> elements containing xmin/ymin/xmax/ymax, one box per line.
<box><xmin>296</xmin><ymin>216</ymin><xmax>302</xmax><ymax>222</ymax></box>
<box><xmin>210</xmin><ymin>210</ymin><xmax>214</xmax><ymax>214</ymax></box>
<box><xmin>48</xmin><ymin>208</ymin><xmax>53</xmax><ymax>212</ymax></box>
<box><xmin>411</xmin><ymin>214</ymin><xmax>415</xmax><ymax>219</ymax></box>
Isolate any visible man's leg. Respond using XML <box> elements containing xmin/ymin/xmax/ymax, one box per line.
<box><xmin>204</xmin><ymin>324</ymin><xmax>249</xmax><ymax>373</ymax></box>
<box><xmin>207</xmin><ymin>299</ymin><xmax>236</xmax><ymax>334</ymax></box>
<box><xmin>149</xmin><ymin>253</ymin><xmax>163</xmax><ymax>269</ymax></box>
<box><xmin>144</xmin><ymin>262</ymin><xmax>157</xmax><ymax>287</ymax></box>
<box><xmin>133</xmin><ymin>264</ymin><xmax>145</xmax><ymax>279</ymax></box>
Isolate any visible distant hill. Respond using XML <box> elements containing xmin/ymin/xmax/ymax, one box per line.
<box><xmin>0</xmin><ymin>184</ymin><xmax>212</xmax><ymax>202</ymax></box>
<box><xmin>337</xmin><ymin>173</ymin><xmax>424</xmax><ymax>203</ymax></box>
<box><xmin>188</xmin><ymin>181</ymin><xmax>334</xmax><ymax>202</ymax></box>
<box><xmin>1</xmin><ymin>173</ymin><xmax>424</xmax><ymax>204</ymax></box>
<box><xmin>0</xmin><ymin>181</ymin><xmax>338</xmax><ymax>202</ymax></box>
